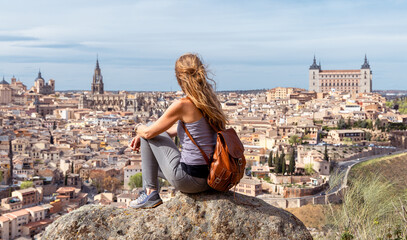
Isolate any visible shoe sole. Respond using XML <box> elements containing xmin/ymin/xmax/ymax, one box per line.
<box><xmin>132</xmin><ymin>199</ymin><xmax>163</xmax><ymax>209</ymax></box>
<box><xmin>145</xmin><ymin>200</ymin><xmax>163</xmax><ymax>209</ymax></box>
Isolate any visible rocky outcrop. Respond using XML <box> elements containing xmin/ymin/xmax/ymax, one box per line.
<box><xmin>41</xmin><ymin>191</ymin><xmax>312</xmax><ymax>240</ymax></box>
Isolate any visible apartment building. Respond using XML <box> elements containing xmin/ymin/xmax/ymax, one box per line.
<box><xmin>233</xmin><ymin>178</ymin><xmax>262</xmax><ymax>197</ymax></box>
<box><xmin>11</xmin><ymin>187</ymin><xmax>43</xmax><ymax>208</ymax></box>
<box><xmin>328</xmin><ymin>129</ymin><xmax>366</xmax><ymax>143</ymax></box>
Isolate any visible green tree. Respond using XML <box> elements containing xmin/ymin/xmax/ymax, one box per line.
<box><xmin>365</xmin><ymin>131</ymin><xmax>372</xmax><ymax>141</ymax></box>
<box><xmin>324</xmin><ymin>145</ymin><xmax>329</xmax><ymax>161</ymax></box>
<box><xmin>288</xmin><ymin>135</ymin><xmax>301</xmax><ymax>146</ymax></box>
<box><xmin>305</xmin><ymin>163</ymin><xmax>314</xmax><ymax>175</ymax></box>
<box><xmin>0</xmin><ymin>171</ymin><xmax>3</xmax><ymax>183</ymax></box>
<box><xmin>20</xmin><ymin>181</ymin><xmax>33</xmax><ymax>189</ymax></box>
<box><xmin>71</xmin><ymin>161</ymin><xmax>74</xmax><ymax>174</ymax></box>
<box><xmin>273</xmin><ymin>152</ymin><xmax>279</xmax><ymax>166</ymax></box>
<box><xmin>337</xmin><ymin>118</ymin><xmax>346</xmax><ymax>129</ymax></box>
<box><xmin>268</xmin><ymin>151</ymin><xmax>273</xmax><ymax>167</ymax></box>
<box><xmin>128</xmin><ymin>173</ymin><xmax>143</xmax><ymax>189</ymax></box>
<box><xmin>288</xmin><ymin>149</ymin><xmax>296</xmax><ymax>175</ymax></box>
<box><xmin>64</xmin><ymin>174</ymin><xmax>68</xmax><ymax>186</ymax></box>
<box><xmin>375</xmin><ymin>118</ymin><xmax>381</xmax><ymax>130</ymax></box>
<box><xmin>366</xmin><ymin>119</ymin><xmax>373</xmax><ymax>129</ymax></box>
<box><xmin>280</xmin><ymin>151</ymin><xmax>286</xmax><ymax>175</ymax></box>
<box><xmin>274</xmin><ymin>152</ymin><xmax>281</xmax><ymax>173</ymax></box>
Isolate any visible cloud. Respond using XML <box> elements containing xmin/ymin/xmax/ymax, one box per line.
<box><xmin>0</xmin><ymin>35</ymin><xmax>38</xmax><ymax>41</ymax></box>
<box><xmin>0</xmin><ymin>0</ymin><xmax>406</xmax><ymax>90</ymax></box>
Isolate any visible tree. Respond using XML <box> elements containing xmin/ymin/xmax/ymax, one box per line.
<box><xmin>324</xmin><ymin>145</ymin><xmax>329</xmax><ymax>161</ymax></box>
<box><xmin>288</xmin><ymin>149</ymin><xmax>296</xmax><ymax>175</ymax></box>
<box><xmin>64</xmin><ymin>174</ymin><xmax>68</xmax><ymax>186</ymax></box>
<box><xmin>305</xmin><ymin>163</ymin><xmax>314</xmax><ymax>175</ymax></box>
<box><xmin>365</xmin><ymin>131</ymin><xmax>372</xmax><ymax>141</ymax></box>
<box><xmin>128</xmin><ymin>173</ymin><xmax>143</xmax><ymax>190</ymax></box>
<box><xmin>0</xmin><ymin>171</ymin><xmax>3</xmax><ymax>184</ymax></box>
<box><xmin>20</xmin><ymin>181</ymin><xmax>33</xmax><ymax>189</ymax></box>
<box><xmin>279</xmin><ymin>151</ymin><xmax>286</xmax><ymax>175</ymax></box>
<box><xmin>273</xmin><ymin>152</ymin><xmax>279</xmax><ymax>167</ymax></box>
<box><xmin>71</xmin><ymin>161</ymin><xmax>74</xmax><ymax>174</ymax></box>
<box><xmin>103</xmin><ymin>176</ymin><xmax>122</xmax><ymax>193</ymax></box>
<box><xmin>375</xmin><ymin>118</ymin><xmax>381</xmax><ymax>130</ymax></box>
<box><xmin>89</xmin><ymin>170</ymin><xmax>107</xmax><ymax>193</ymax></box>
<box><xmin>288</xmin><ymin>135</ymin><xmax>300</xmax><ymax>146</ymax></box>
<box><xmin>281</xmin><ymin>155</ymin><xmax>286</xmax><ymax>175</ymax></box>
<box><xmin>337</xmin><ymin>118</ymin><xmax>347</xmax><ymax>129</ymax></box>
<box><xmin>268</xmin><ymin>151</ymin><xmax>273</xmax><ymax>167</ymax></box>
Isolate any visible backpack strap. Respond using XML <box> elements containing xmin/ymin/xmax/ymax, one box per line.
<box><xmin>180</xmin><ymin>121</ymin><xmax>211</xmax><ymax>165</ymax></box>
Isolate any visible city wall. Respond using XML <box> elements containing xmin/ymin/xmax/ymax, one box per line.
<box><xmin>261</xmin><ymin>187</ymin><xmax>345</xmax><ymax>209</ymax></box>
<box><xmin>340</xmin><ymin>147</ymin><xmax>394</xmax><ymax>162</ymax></box>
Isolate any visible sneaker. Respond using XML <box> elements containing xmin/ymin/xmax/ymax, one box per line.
<box><xmin>129</xmin><ymin>190</ymin><xmax>162</xmax><ymax>209</ymax></box>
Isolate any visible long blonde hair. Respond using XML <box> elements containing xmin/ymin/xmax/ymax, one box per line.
<box><xmin>175</xmin><ymin>53</ymin><xmax>227</xmax><ymax>131</ymax></box>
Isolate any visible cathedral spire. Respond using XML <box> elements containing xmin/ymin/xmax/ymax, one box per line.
<box><xmin>92</xmin><ymin>56</ymin><xmax>104</xmax><ymax>94</ymax></box>
<box><xmin>96</xmin><ymin>55</ymin><xmax>100</xmax><ymax>69</ymax></box>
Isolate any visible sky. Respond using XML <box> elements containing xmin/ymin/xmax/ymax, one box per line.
<box><xmin>0</xmin><ymin>0</ymin><xmax>406</xmax><ymax>91</ymax></box>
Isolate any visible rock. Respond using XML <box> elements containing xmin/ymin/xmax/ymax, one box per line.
<box><xmin>41</xmin><ymin>191</ymin><xmax>312</xmax><ymax>240</ymax></box>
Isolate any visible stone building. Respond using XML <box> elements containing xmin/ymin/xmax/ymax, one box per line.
<box><xmin>31</xmin><ymin>71</ymin><xmax>55</xmax><ymax>95</ymax></box>
<box><xmin>0</xmin><ymin>77</ymin><xmax>12</xmax><ymax>104</ymax></box>
<box><xmin>309</xmin><ymin>55</ymin><xmax>372</xmax><ymax>93</ymax></box>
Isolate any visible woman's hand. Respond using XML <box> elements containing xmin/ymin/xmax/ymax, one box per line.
<box><xmin>129</xmin><ymin>135</ymin><xmax>141</xmax><ymax>152</ymax></box>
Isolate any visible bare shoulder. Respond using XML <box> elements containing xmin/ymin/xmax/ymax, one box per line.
<box><xmin>178</xmin><ymin>97</ymin><xmax>195</xmax><ymax>109</ymax></box>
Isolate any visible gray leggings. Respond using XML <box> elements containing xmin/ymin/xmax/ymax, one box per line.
<box><xmin>140</xmin><ymin>131</ymin><xmax>209</xmax><ymax>193</ymax></box>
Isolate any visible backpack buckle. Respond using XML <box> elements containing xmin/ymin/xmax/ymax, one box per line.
<box><xmin>215</xmin><ymin>178</ymin><xmax>221</xmax><ymax>184</ymax></box>
<box><xmin>238</xmin><ymin>158</ymin><xmax>243</xmax><ymax>166</ymax></box>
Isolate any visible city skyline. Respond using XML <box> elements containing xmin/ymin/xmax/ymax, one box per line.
<box><xmin>0</xmin><ymin>0</ymin><xmax>407</xmax><ymax>91</ymax></box>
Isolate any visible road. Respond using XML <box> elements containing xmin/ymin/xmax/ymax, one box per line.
<box><xmin>258</xmin><ymin>148</ymin><xmax>407</xmax><ymax>202</ymax></box>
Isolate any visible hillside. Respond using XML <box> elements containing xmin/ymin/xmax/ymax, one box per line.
<box><xmin>350</xmin><ymin>152</ymin><xmax>407</xmax><ymax>195</ymax></box>
<box><xmin>288</xmin><ymin>152</ymin><xmax>407</xmax><ymax>239</ymax></box>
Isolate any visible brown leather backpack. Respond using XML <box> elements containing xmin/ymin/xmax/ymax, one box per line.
<box><xmin>181</xmin><ymin>123</ymin><xmax>246</xmax><ymax>192</ymax></box>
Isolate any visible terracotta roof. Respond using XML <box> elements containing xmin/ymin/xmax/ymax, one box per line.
<box><xmin>8</xmin><ymin>209</ymin><xmax>29</xmax><ymax>217</ymax></box>
<box><xmin>23</xmin><ymin>218</ymin><xmax>52</xmax><ymax>228</ymax></box>
<box><xmin>0</xmin><ymin>216</ymin><xmax>10</xmax><ymax>222</ymax></box>
<box><xmin>124</xmin><ymin>164</ymin><xmax>141</xmax><ymax>170</ymax></box>
<box><xmin>26</xmin><ymin>206</ymin><xmax>45</xmax><ymax>212</ymax></box>
<box><xmin>56</xmin><ymin>187</ymin><xmax>76</xmax><ymax>193</ymax></box>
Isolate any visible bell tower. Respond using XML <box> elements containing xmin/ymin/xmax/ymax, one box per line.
<box><xmin>92</xmin><ymin>57</ymin><xmax>104</xmax><ymax>94</ymax></box>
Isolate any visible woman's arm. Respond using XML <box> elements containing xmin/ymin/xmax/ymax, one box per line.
<box><xmin>136</xmin><ymin>100</ymin><xmax>183</xmax><ymax>139</ymax></box>
<box><xmin>166</xmin><ymin>123</ymin><xmax>178</xmax><ymax>137</ymax></box>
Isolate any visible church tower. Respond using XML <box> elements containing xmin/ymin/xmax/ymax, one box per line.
<box><xmin>92</xmin><ymin>57</ymin><xmax>104</xmax><ymax>94</ymax></box>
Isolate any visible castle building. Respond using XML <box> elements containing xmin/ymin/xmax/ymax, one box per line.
<box><xmin>32</xmin><ymin>71</ymin><xmax>55</xmax><ymax>95</ymax></box>
<box><xmin>91</xmin><ymin>58</ymin><xmax>104</xmax><ymax>94</ymax></box>
<box><xmin>309</xmin><ymin>55</ymin><xmax>372</xmax><ymax>93</ymax></box>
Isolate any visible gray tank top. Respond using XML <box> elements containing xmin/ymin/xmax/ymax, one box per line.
<box><xmin>177</xmin><ymin>117</ymin><xmax>217</xmax><ymax>165</ymax></box>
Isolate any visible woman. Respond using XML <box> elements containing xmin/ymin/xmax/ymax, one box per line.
<box><xmin>129</xmin><ymin>53</ymin><xmax>227</xmax><ymax>209</ymax></box>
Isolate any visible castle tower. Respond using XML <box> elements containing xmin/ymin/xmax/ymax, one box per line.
<box><xmin>92</xmin><ymin>57</ymin><xmax>104</xmax><ymax>94</ymax></box>
<box><xmin>308</xmin><ymin>55</ymin><xmax>321</xmax><ymax>92</ymax></box>
<box><xmin>360</xmin><ymin>54</ymin><xmax>372</xmax><ymax>93</ymax></box>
